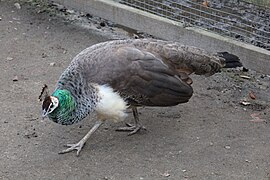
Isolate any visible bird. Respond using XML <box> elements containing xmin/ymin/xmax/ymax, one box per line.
<box><xmin>39</xmin><ymin>38</ymin><xmax>242</xmax><ymax>156</ymax></box>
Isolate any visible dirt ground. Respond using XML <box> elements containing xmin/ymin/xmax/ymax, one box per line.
<box><xmin>1</xmin><ymin>1</ymin><xmax>270</xmax><ymax>179</ymax></box>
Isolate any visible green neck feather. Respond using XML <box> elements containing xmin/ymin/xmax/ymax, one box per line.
<box><xmin>48</xmin><ymin>89</ymin><xmax>76</xmax><ymax>124</ymax></box>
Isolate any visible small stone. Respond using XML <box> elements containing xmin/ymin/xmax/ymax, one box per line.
<box><xmin>240</xmin><ymin>101</ymin><xmax>251</xmax><ymax>106</ymax></box>
<box><xmin>0</xmin><ymin>17</ymin><xmax>2</xmax><ymax>21</ymax></box>
<box><xmin>224</xmin><ymin>145</ymin><xmax>231</xmax><ymax>149</ymax></box>
<box><xmin>210</xmin><ymin>142</ymin><xmax>214</xmax><ymax>146</ymax></box>
<box><xmin>13</xmin><ymin>76</ymin><xmax>18</xmax><ymax>81</ymax></box>
<box><xmin>14</xmin><ymin>3</ymin><xmax>21</xmax><ymax>9</ymax></box>
<box><xmin>245</xmin><ymin>159</ymin><xmax>251</xmax><ymax>163</ymax></box>
<box><xmin>49</xmin><ymin>62</ymin><xmax>55</xmax><ymax>66</ymax></box>
<box><xmin>66</xmin><ymin>9</ymin><xmax>75</xmax><ymax>14</ymax></box>
<box><xmin>182</xmin><ymin>169</ymin><xmax>187</xmax><ymax>172</ymax></box>
<box><xmin>7</xmin><ymin>57</ymin><xmax>13</xmax><ymax>61</ymax></box>
<box><xmin>240</xmin><ymin>75</ymin><xmax>251</xmax><ymax>79</ymax></box>
<box><xmin>161</xmin><ymin>172</ymin><xmax>170</xmax><ymax>177</ymax></box>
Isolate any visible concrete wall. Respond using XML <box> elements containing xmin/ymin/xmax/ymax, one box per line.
<box><xmin>243</xmin><ymin>0</ymin><xmax>270</xmax><ymax>7</ymax></box>
<box><xmin>51</xmin><ymin>0</ymin><xmax>270</xmax><ymax>74</ymax></box>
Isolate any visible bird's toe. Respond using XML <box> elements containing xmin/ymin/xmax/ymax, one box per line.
<box><xmin>116</xmin><ymin>123</ymin><xmax>146</xmax><ymax>135</ymax></box>
<box><xmin>58</xmin><ymin>141</ymin><xmax>85</xmax><ymax>156</ymax></box>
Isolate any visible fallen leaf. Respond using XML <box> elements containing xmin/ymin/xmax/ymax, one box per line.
<box><xmin>249</xmin><ymin>91</ymin><xmax>256</xmax><ymax>99</ymax></box>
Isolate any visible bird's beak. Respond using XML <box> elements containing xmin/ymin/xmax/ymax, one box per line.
<box><xmin>42</xmin><ymin>109</ymin><xmax>49</xmax><ymax>119</ymax></box>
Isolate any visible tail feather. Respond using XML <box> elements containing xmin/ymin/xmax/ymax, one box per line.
<box><xmin>217</xmin><ymin>52</ymin><xmax>242</xmax><ymax>68</ymax></box>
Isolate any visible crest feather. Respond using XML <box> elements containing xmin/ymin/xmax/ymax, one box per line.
<box><xmin>39</xmin><ymin>84</ymin><xmax>49</xmax><ymax>102</ymax></box>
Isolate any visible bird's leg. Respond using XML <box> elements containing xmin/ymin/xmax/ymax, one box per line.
<box><xmin>59</xmin><ymin>120</ymin><xmax>103</xmax><ymax>156</ymax></box>
<box><xmin>116</xmin><ymin>107</ymin><xmax>146</xmax><ymax>135</ymax></box>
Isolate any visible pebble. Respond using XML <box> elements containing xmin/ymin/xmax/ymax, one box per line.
<box><xmin>224</xmin><ymin>145</ymin><xmax>231</xmax><ymax>149</ymax></box>
<box><xmin>161</xmin><ymin>172</ymin><xmax>170</xmax><ymax>177</ymax></box>
<box><xmin>7</xmin><ymin>57</ymin><xmax>13</xmax><ymax>61</ymax></box>
<box><xmin>13</xmin><ymin>76</ymin><xmax>18</xmax><ymax>81</ymax></box>
<box><xmin>14</xmin><ymin>3</ymin><xmax>21</xmax><ymax>9</ymax></box>
<box><xmin>49</xmin><ymin>62</ymin><xmax>55</xmax><ymax>66</ymax></box>
<box><xmin>240</xmin><ymin>75</ymin><xmax>251</xmax><ymax>79</ymax></box>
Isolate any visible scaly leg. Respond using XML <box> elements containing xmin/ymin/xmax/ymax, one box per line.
<box><xmin>116</xmin><ymin>107</ymin><xmax>146</xmax><ymax>135</ymax></box>
<box><xmin>59</xmin><ymin>120</ymin><xmax>103</xmax><ymax>156</ymax></box>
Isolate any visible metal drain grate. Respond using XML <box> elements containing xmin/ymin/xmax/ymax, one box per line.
<box><xmin>119</xmin><ymin>0</ymin><xmax>270</xmax><ymax>50</ymax></box>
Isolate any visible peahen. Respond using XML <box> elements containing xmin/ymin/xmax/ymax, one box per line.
<box><xmin>40</xmin><ymin>39</ymin><xmax>242</xmax><ymax>156</ymax></box>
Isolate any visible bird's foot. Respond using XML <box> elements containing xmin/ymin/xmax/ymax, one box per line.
<box><xmin>116</xmin><ymin>122</ymin><xmax>146</xmax><ymax>135</ymax></box>
<box><xmin>58</xmin><ymin>140</ymin><xmax>85</xmax><ymax>156</ymax></box>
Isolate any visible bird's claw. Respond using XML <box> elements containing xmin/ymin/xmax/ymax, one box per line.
<box><xmin>58</xmin><ymin>141</ymin><xmax>85</xmax><ymax>156</ymax></box>
<box><xmin>116</xmin><ymin>122</ymin><xmax>146</xmax><ymax>135</ymax></box>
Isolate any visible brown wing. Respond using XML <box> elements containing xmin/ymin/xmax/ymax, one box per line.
<box><xmin>87</xmin><ymin>46</ymin><xmax>193</xmax><ymax>107</ymax></box>
<box><xmin>57</xmin><ymin>39</ymin><xmax>240</xmax><ymax>107</ymax></box>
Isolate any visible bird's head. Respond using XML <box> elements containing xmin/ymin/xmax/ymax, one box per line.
<box><xmin>39</xmin><ymin>84</ymin><xmax>76</xmax><ymax>121</ymax></box>
<box><xmin>41</xmin><ymin>96</ymin><xmax>59</xmax><ymax>118</ymax></box>
<box><xmin>39</xmin><ymin>84</ymin><xmax>59</xmax><ymax>118</ymax></box>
